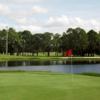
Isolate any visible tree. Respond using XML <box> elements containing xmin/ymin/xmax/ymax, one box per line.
<box><xmin>95</xmin><ymin>32</ymin><xmax>100</xmax><ymax>55</ymax></box>
<box><xmin>32</xmin><ymin>33</ymin><xmax>43</xmax><ymax>56</ymax></box>
<box><xmin>42</xmin><ymin>32</ymin><xmax>53</xmax><ymax>56</ymax></box>
<box><xmin>0</xmin><ymin>27</ymin><xmax>99</xmax><ymax>57</ymax></box>
<box><xmin>87</xmin><ymin>30</ymin><xmax>98</xmax><ymax>56</ymax></box>
<box><xmin>60</xmin><ymin>32</ymin><xmax>69</xmax><ymax>56</ymax></box>
<box><xmin>19</xmin><ymin>30</ymin><xmax>32</xmax><ymax>55</ymax></box>
<box><xmin>52</xmin><ymin>33</ymin><xmax>61</xmax><ymax>56</ymax></box>
<box><xmin>8</xmin><ymin>28</ymin><xmax>20</xmax><ymax>55</ymax></box>
<box><xmin>0</xmin><ymin>29</ymin><xmax>7</xmax><ymax>53</ymax></box>
<box><xmin>67</xmin><ymin>27</ymin><xmax>88</xmax><ymax>56</ymax></box>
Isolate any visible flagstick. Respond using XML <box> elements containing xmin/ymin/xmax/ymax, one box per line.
<box><xmin>5</xmin><ymin>61</ymin><xmax>8</xmax><ymax>67</ymax></box>
<box><xmin>70</xmin><ymin>55</ymin><xmax>74</xmax><ymax>82</ymax></box>
<box><xmin>70</xmin><ymin>55</ymin><xmax>74</xmax><ymax>100</ymax></box>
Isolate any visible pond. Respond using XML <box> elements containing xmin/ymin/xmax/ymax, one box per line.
<box><xmin>0</xmin><ymin>60</ymin><xmax>100</xmax><ymax>74</ymax></box>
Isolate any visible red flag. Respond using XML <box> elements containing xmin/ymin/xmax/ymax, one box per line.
<box><xmin>65</xmin><ymin>49</ymin><xmax>73</xmax><ymax>57</ymax></box>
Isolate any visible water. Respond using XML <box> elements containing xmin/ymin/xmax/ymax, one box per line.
<box><xmin>0</xmin><ymin>60</ymin><xmax>100</xmax><ymax>74</ymax></box>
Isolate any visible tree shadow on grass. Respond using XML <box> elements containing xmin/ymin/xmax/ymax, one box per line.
<box><xmin>79</xmin><ymin>73</ymin><xmax>100</xmax><ymax>77</ymax></box>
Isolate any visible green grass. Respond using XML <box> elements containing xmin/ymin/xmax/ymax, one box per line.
<box><xmin>0</xmin><ymin>72</ymin><xmax>100</xmax><ymax>100</ymax></box>
<box><xmin>0</xmin><ymin>55</ymin><xmax>63</xmax><ymax>61</ymax></box>
<box><xmin>0</xmin><ymin>54</ymin><xmax>100</xmax><ymax>64</ymax></box>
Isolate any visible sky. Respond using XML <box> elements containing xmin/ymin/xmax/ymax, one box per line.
<box><xmin>0</xmin><ymin>0</ymin><xmax>100</xmax><ymax>33</ymax></box>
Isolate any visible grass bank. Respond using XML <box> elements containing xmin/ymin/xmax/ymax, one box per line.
<box><xmin>0</xmin><ymin>55</ymin><xmax>100</xmax><ymax>64</ymax></box>
<box><xmin>0</xmin><ymin>55</ymin><xmax>63</xmax><ymax>61</ymax></box>
<box><xmin>0</xmin><ymin>72</ymin><xmax>100</xmax><ymax>100</ymax></box>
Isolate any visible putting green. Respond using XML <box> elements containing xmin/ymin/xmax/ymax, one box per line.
<box><xmin>0</xmin><ymin>72</ymin><xmax>100</xmax><ymax>100</ymax></box>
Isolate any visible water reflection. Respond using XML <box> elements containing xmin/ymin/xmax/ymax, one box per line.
<box><xmin>0</xmin><ymin>60</ymin><xmax>68</xmax><ymax>67</ymax></box>
<box><xmin>0</xmin><ymin>60</ymin><xmax>100</xmax><ymax>74</ymax></box>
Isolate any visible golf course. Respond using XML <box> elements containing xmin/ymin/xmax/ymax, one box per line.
<box><xmin>0</xmin><ymin>72</ymin><xmax>100</xmax><ymax>100</ymax></box>
<box><xmin>0</xmin><ymin>0</ymin><xmax>100</xmax><ymax>100</ymax></box>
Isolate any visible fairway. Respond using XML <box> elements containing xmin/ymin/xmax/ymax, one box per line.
<box><xmin>0</xmin><ymin>72</ymin><xmax>100</xmax><ymax>100</ymax></box>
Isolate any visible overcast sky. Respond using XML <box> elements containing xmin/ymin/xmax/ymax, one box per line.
<box><xmin>0</xmin><ymin>0</ymin><xmax>100</xmax><ymax>33</ymax></box>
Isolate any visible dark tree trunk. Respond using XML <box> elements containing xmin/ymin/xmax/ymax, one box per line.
<box><xmin>62</xmin><ymin>51</ymin><xmax>65</xmax><ymax>56</ymax></box>
<box><xmin>32</xmin><ymin>52</ymin><xmax>34</xmax><ymax>56</ymax></box>
<box><xmin>37</xmin><ymin>52</ymin><xmax>38</xmax><ymax>56</ymax></box>
<box><xmin>56</xmin><ymin>51</ymin><xmax>59</xmax><ymax>56</ymax></box>
<box><xmin>47</xmin><ymin>52</ymin><xmax>50</xmax><ymax>56</ymax></box>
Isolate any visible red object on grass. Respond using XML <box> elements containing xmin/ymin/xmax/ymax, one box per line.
<box><xmin>65</xmin><ymin>49</ymin><xmax>73</xmax><ymax>57</ymax></box>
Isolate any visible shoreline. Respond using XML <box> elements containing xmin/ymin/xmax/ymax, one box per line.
<box><xmin>0</xmin><ymin>55</ymin><xmax>100</xmax><ymax>64</ymax></box>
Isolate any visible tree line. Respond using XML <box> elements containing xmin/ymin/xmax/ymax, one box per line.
<box><xmin>0</xmin><ymin>27</ymin><xmax>100</xmax><ymax>56</ymax></box>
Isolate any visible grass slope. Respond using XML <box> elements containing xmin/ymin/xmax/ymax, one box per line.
<box><xmin>1</xmin><ymin>55</ymin><xmax>100</xmax><ymax>64</ymax></box>
<box><xmin>0</xmin><ymin>72</ymin><xmax>100</xmax><ymax>100</ymax></box>
<box><xmin>0</xmin><ymin>55</ymin><xmax>63</xmax><ymax>61</ymax></box>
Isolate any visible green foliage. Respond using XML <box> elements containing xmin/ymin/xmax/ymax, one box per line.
<box><xmin>87</xmin><ymin>30</ymin><xmax>98</xmax><ymax>56</ymax></box>
<box><xmin>0</xmin><ymin>29</ymin><xmax>7</xmax><ymax>53</ymax></box>
<box><xmin>66</xmin><ymin>27</ymin><xmax>88</xmax><ymax>56</ymax></box>
<box><xmin>0</xmin><ymin>27</ymin><xmax>100</xmax><ymax>56</ymax></box>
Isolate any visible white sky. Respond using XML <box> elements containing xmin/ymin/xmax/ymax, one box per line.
<box><xmin>0</xmin><ymin>0</ymin><xmax>100</xmax><ymax>33</ymax></box>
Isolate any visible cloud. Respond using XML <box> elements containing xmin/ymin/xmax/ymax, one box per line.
<box><xmin>7</xmin><ymin>5</ymin><xmax>48</xmax><ymax>26</ymax></box>
<box><xmin>46</xmin><ymin>15</ymin><xmax>69</xmax><ymax>27</ymax></box>
<box><xmin>15</xmin><ymin>17</ymin><xmax>28</xmax><ymax>25</ymax></box>
<box><xmin>0</xmin><ymin>3</ymin><xmax>10</xmax><ymax>15</ymax></box>
<box><xmin>8</xmin><ymin>6</ymin><xmax>48</xmax><ymax>19</ymax></box>
<box><xmin>44</xmin><ymin>15</ymin><xmax>100</xmax><ymax>33</ymax></box>
<box><xmin>32</xmin><ymin>6</ymin><xmax>48</xmax><ymax>14</ymax></box>
<box><xmin>0</xmin><ymin>0</ymin><xmax>44</xmax><ymax>4</ymax></box>
<box><xmin>0</xmin><ymin>14</ymin><xmax>100</xmax><ymax>33</ymax></box>
<box><xmin>15</xmin><ymin>17</ymin><xmax>39</xmax><ymax>26</ymax></box>
<box><xmin>89</xmin><ymin>19</ymin><xmax>100</xmax><ymax>31</ymax></box>
<box><xmin>19</xmin><ymin>25</ymin><xmax>42</xmax><ymax>33</ymax></box>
